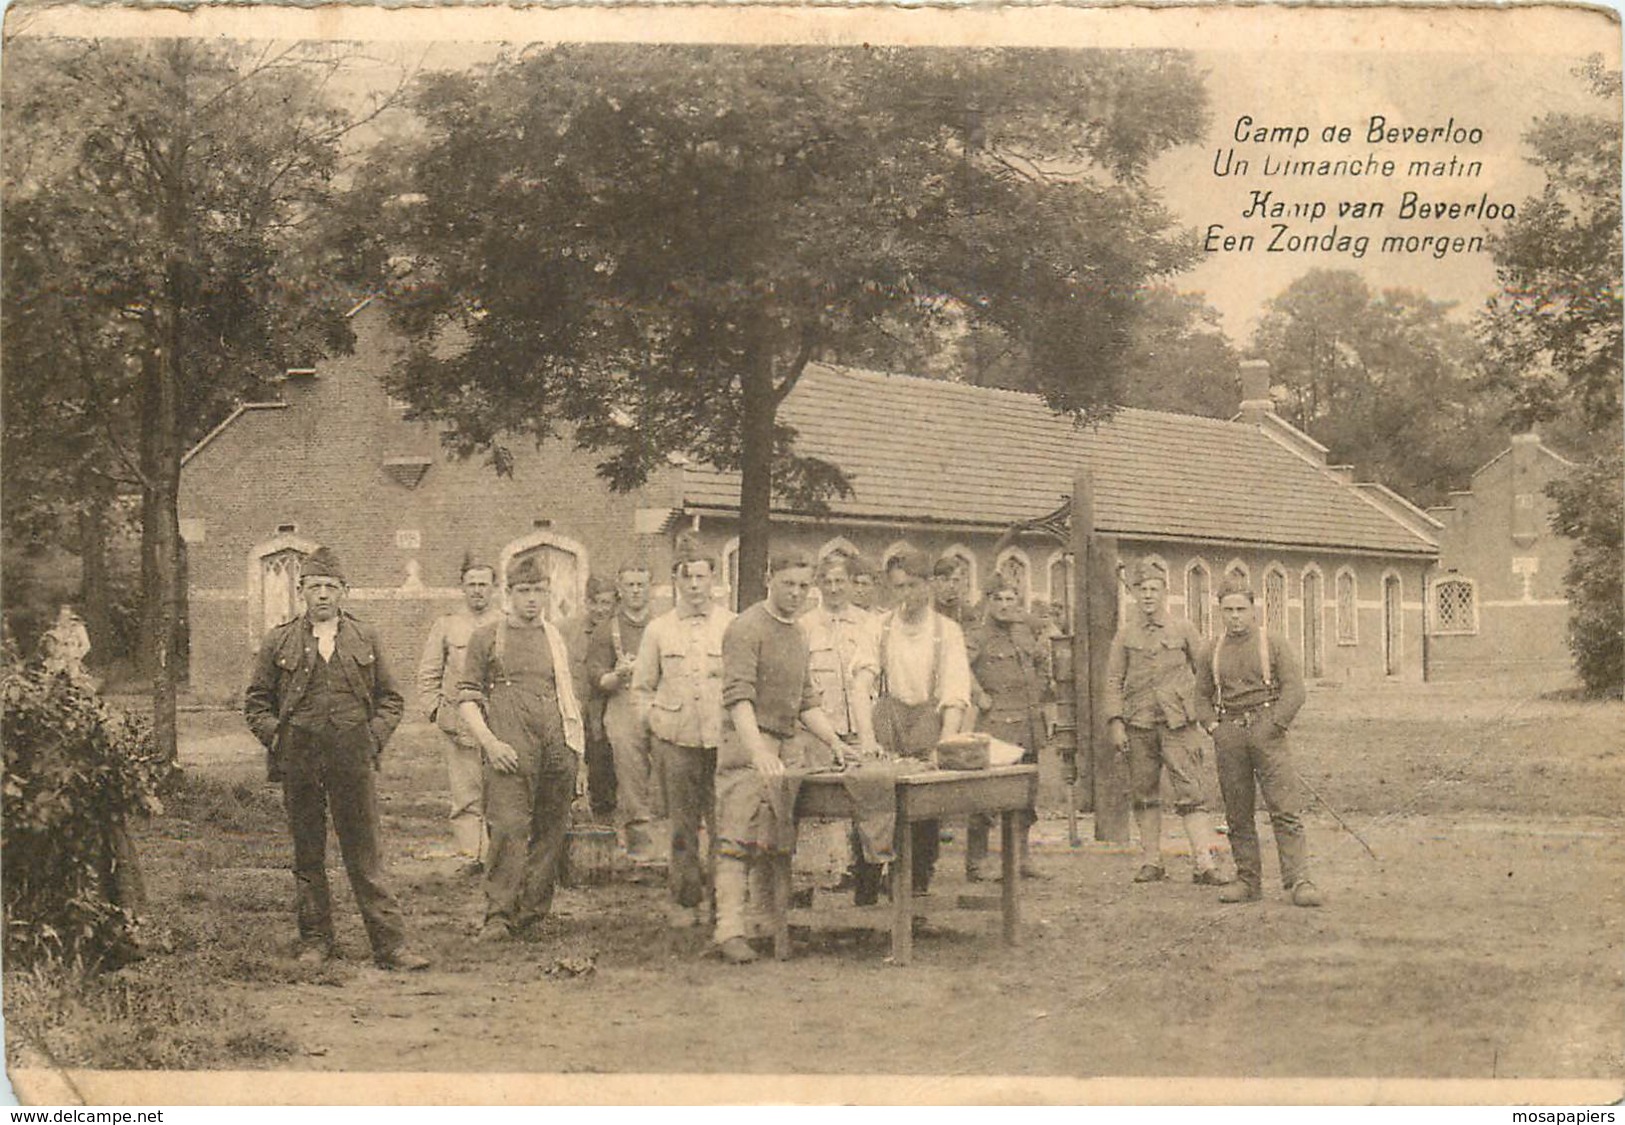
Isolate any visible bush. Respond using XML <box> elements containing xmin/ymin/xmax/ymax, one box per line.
<box><xmin>1547</xmin><ymin>449</ymin><xmax>1625</xmax><ymax>699</ymax></box>
<box><xmin>2</xmin><ymin>646</ymin><xmax>169</xmax><ymax>969</ymax></box>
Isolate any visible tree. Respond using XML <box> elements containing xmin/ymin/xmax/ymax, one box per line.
<box><xmin>1115</xmin><ymin>287</ymin><xmax>1240</xmax><ymax>418</ymax></box>
<box><xmin>2</xmin><ymin>39</ymin><xmax>391</xmax><ymax>759</ymax></box>
<box><xmin>1481</xmin><ymin>56</ymin><xmax>1623</xmax><ymax>697</ymax></box>
<box><xmin>379</xmin><ymin>45</ymin><xmax>1207</xmax><ymax>604</ymax></box>
<box><xmin>1251</xmin><ymin>269</ymin><xmax>1501</xmax><ymax>505</ymax></box>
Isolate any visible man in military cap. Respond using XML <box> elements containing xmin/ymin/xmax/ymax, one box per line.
<box><xmin>564</xmin><ymin>573</ymin><xmax>619</xmax><ymax>821</ymax></box>
<box><xmin>456</xmin><ymin>555</ymin><xmax>587</xmax><ymax>941</ymax></box>
<box><xmin>1194</xmin><ymin>574</ymin><xmax>1320</xmax><ymax>907</ymax></box>
<box><xmin>586</xmin><ymin>562</ymin><xmax>660</xmax><ymax>861</ymax></box>
<box><xmin>1104</xmin><ymin>559</ymin><xmax>1228</xmax><ymax>887</ymax></box>
<box><xmin>416</xmin><ymin>557</ymin><xmax>503</xmax><ymax>874</ymax></box>
<box><xmin>965</xmin><ymin>574</ymin><xmax>1052</xmax><ymax>881</ymax></box>
<box><xmin>244</xmin><ymin>547</ymin><xmax>429</xmax><ymax>970</ymax></box>
<box><xmin>931</xmin><ymin>555</ymin><xmax>971</xmax><ymax>626</ymax></box>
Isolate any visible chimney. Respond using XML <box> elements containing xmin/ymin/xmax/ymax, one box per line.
<box><xmin>1239</xmin><ymin>359</ymin><xmax>1274</xmax><ymax>425</ymax></box>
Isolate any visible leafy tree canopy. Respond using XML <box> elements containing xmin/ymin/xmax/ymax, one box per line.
<box><xmin>1251</xmin><ymin>268</ymin><xmax>1502</xmax><ymax>506</ymax></box>
<box><xmin>377</xmin><ymin>44</ymin><xmax>1208</xmax><ymax>599</ymax></box>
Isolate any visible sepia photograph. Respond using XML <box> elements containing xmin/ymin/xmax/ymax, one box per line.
<box><xmin>1</xmin><ymin>1</ymin><xmax>1620</xmax><ymax>1106</ymax></box>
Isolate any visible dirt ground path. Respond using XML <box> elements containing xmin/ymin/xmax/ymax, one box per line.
<box><xmin>60</xmin><ymin>689</ymin><xmax>1624</xmax><ymax>1086</ymax></box>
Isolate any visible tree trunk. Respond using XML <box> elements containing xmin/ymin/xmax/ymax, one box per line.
<box><xmin>140</xmin><ymin>306</ymin><xmax>184</xmax><ymax>765</ymax></box>
<box><xmin>735</xmin><ymin>358</ymin><xmax>777</xmax><ymax>610</ymax></box>
<box><xmin>78</xmin><ymin>494</ymin><xmax>111</xmax><ymax>671</ymax></box>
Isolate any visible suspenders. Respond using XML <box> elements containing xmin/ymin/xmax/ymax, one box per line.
<box><xmin>878</xmin><ymin>612</ymin><xmax>943</xmax><ymax>701</ymax></box>
<box><xmin>1212</xmin><ymin>626</ymin><xmax>1272</xmax><ymax>710</ymax></box>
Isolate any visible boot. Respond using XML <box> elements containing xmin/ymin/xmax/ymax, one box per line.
<box><xmin>1182</xmin><ymin>810</ymin><xmax>1228</xmax><ymax>884</ymax></box>
<box><xmin>965</xmin><ymin>814</ymin><xmax>992</xmax><ymax>881</ymax></box>
<box><xmin>1132</xmin><ymin>804</ymin><xmax>1163</xmax><ymax>883</ymax></box>
<box><xmin>713</xmin><ymin>856</ymin><xmax>749</xmax><ymax>944</ymax></box>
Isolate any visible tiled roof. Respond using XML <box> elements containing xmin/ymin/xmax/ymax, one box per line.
<box><xmin>682</xmin><ymin>364</ymin><xmax>1438</xmax><ymax>557</ymax></box>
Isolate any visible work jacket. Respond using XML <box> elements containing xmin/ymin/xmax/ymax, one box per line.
<box><xmin>244</xmin><ymin>612</ymin><xmax>404</xmax><ymax>780</ymax></box>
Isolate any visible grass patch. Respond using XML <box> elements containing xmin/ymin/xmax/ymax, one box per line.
<box><xmin>4</xmin><ymin>957</ymin><xmax>296</xmax><ymax>1070</ymax></box>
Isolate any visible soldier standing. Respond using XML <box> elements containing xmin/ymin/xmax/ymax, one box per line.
<box><xmin>714</xmin><ymin>550</ymin><xmax>849</xmax><ymax>964</ymax></box>
<box><xmin>243</xmin><ymin>547</ymin><xmax>429</xmax><ymax>970</ymax></box>
<box><xmin>632</xmin><ymin>545</ymin><xmax>734</xmax><ymax>928</ymax></box>
<box><xmin>416</xmin><ymin>559</ymin><xmax>503</xmax><ymax>874</ymax></box>
<box><xmin>1194</xmin><ymin>575</ymin><xmax>1321</xmax><ymax>907</ymax></box>
<box><xmin>1104</xmin><ymin>560</ymin><xmax>1228</xmax><ymax>887</ymax></box>
<box><xmin>965</xmin><ymin>575</ymin><xmax>1052</xmax><ymax>881</ymax></box>
<box><xmin>563</xmin><ymin>574</ymin><xmax>619</xmax><ymax>821</ymax></box>
<box><xmin>852</xmin><ymin>550</ymin><xmax>973</xmax><ymax>903</ymax></box>
<box><xmin>586</xmin><ymin>563</ymin><xmax>660</xmax><ymax>861</ymax></box>
<box><xmin>456</xmin><ymin>556</ymin><xmax>587</xmax><ymax>941</ymax></box>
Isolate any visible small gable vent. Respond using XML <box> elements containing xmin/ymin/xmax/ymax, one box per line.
<box><xmin>383</xmin><ymin>456</ymin><xmax>432</xmax><ymax>489</ymax></box>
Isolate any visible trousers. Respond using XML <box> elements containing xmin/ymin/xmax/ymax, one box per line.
<box><xmin>438</xmin><ymin>730</ymin><xmax>487</xmax><ymax>859</ymax></box>
<box><xmin>282</xmin><ymin>723</ymin><xmax>406</xmax><ymax>957</ymax></box>
<box><xmin>483</xmin><ymin>737</ymin><xmax>578</xmax><ymax>930</ymax></box>
<box><xmin>1213</xmin><ymin>718</ymin><xmax>1311</xmax><ymax>890</ymax></box>
<box><xmin>657</xmin><ymin>737</ymin><xmax>717</xmax><ymax>909</ymax></box>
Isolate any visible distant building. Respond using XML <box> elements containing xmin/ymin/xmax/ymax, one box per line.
<box><xmin>1426</xmin><ymin>433</ymin><xmax>1576</xmax><ymax>687</ymax></box>
<box><xmin>179</xmin><ymin>302</ymin><xmax>1441</xmax><ymax>700</ymax></box>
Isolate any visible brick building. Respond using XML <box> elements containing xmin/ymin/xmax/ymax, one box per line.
<box><xmin>179</xmin><ymin>303</ymin><xmax>1441</xmax><ymax>701</ymax></box>
<box><xmin>1425</xmin><ymin>433</ymin><xmax>1576</xmax><ymax>687</ymax></box>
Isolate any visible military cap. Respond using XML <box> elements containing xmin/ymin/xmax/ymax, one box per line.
<box><xmin>299</xmin><ymin>547</ymin><xmax>346</xmax><ymax>583</ymax></box>
<box><xmin>887</xmin><ymin>549</ymin><xmax>934</xmax><ymax>580</ymax></box>
<box><xmin>1216</xmin><ymin>574</ymin><xmax>1255</xmax><ymax>602</ymax></box>
<box><xmin>506</xmin><ymin>555</ymin><xmax>548</xmax><ymax>587</ymax></box>
<box><xmin>1126</xmin><ymin>559</ymin><xmax>1169</xmax><ymax>587</ymax></box>
<box><xmin>932</xmin><ymin>555</ymin><xmax>964</xmax><ymax>579</ymax></box>
<box><xmin>584</xmin><ymin>574</ymin><xmax>613</xmax><ymax>599</ymax></box>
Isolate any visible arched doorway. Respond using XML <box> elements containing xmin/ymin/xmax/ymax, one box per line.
<box><xmin>499</xmin><ymin>531</ymin><xmax>589</xmax><ymax>623</ymax></box>
<box><xmin>1301</xmin><ymin>568</ymin><xmax>1324</xmax><ymax>678</ymax></box>
<box><xmin>1383</xmin><ymin>574</ymin><xmax>1403</xmax><ymax>676</ymax></box>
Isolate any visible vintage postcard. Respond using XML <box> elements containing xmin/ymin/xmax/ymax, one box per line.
<box><xmin>2</xmin><ymin>0</ymin><xmax>1620</xmax><ymax>1108</ymax></box>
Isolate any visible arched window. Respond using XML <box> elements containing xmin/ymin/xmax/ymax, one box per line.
<box><xmin>818</xmin><ymin>536</ymin><xmax>861</xmax><ymax>561</ymax></box>
<box><xmin>939</xmin><ymin>543</ymin><xmax>978</xmax><ymax>603</ymax></box>
<box><xmin>1224</xmin><ymin>558</ymin><xmax>1251</xmax><ymax>586</ymax></box>
<box><xmin>1382</xmin><ymin>571</ymin><xmax>1403</xmax><ymax>676</ymax></box>
<box><xmin>1431</xmin><ymin>577</ymin><xmax>1478</xmax><ymax>635</ymax></box>
<box><xmin>261</xmin><ymin>549</ymin><xmax>305</xmax><ymax>634</ymax></box>
<box><xmin>993</xmin><ymin>546</ymin><xmax>1032</xmax><ymax>606</ymax></box>
<box><xmin>721</xmin><ymin>537</ymin><xmax>741</xmax><ymax>613</ymax></box>
<box><xmin>1262</xmin><ymin>564</ymin><xmax>1289</xmax><ymax>638</ymax></box>
<box><xmin>1335</xmin><ymin>567</ymin><xmax>1358</xmax><ymax>645</ymax></box>
<box><xmin>246</xmin><ymin>532</ymin><xmax>321</xmax><ymax>648</ymax></box>
<box><xmin>1301</xmin><ymin>565</ymin><xmax>1325</xmax><ymax>677</ymax></box>
<box><xmin>1185</xmin><ymin>558</ymin><xmax>1213</xmax><ymax>638</ymax></box>
<box><xmin>881</xmin><ymin>540</ymin><xmax>915</xmax><ymax>572</ymax></box>
<box><xmin>1047</xmin><ymin>551</ymin><xmax>1074</xmax><ymax>633</ymax></box>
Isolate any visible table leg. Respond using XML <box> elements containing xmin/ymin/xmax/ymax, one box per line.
<box><xmin>1001</xmin><ymin>809</ymin><xmax>1020</xmax><ymax>946</ymax></box>
<box><xmin>892</xmin><ymin>815</ymin><xmax>913</xmax><ymax>966</ymax></box>
<box><xmin>773</xmin><ymin>852</ymin><xmax>792</xmax><ymax>961</ymax></box>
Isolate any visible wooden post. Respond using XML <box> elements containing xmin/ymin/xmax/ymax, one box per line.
<box><xmin>1071</xmin><ymin>473</ymin><xmax>1129</xmax><ymax>843</ymax></box>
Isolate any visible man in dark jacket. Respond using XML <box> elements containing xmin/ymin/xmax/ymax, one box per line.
<box><xmin>244</xmin><ymin>547</ymin><xmax>429</xmax><ymax>970</ymax></box>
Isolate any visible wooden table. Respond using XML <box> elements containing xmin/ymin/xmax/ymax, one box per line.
<box><xmin>773</xmin><ymin>764</ymin><xmax>1040</xmax><ymax>965</ymax></box>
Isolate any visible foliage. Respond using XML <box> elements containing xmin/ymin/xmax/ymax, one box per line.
<box><xmin>1481</xmin><ymin>57</ymin><xmax>1623</xmax><ymax>697</ymax></box>
<box><xmin>1116</xmin><ymin>287</ymin><xmax>1240</xmax><ymax>417</ymax></box>
<box><xmin>1</xmin><ymin>646</ymin><xmax>167</xmax><ymax>969</ymax></box>
<box><xmin>1480</xmin><ymin>55</ymin><xmax>1622</xmax><ymax>450</ymax></box>
<box><xmin>2</xmin><ymin>38</ymin><xmax>396</xmax><ymax>758</ymax></box>
<box><xmin>379</xmin><ymin>44</ymin><xmax>1207</xmax><ymax>602</ymax></box>
<box><xmin>1546</xmin><ymin>450</ymin><xmax>1623</xmax><ymax>698</ymax></box>
<box><xmin>1251</xmin><ymin>269</ymin><xmax>1502</xmax><ymax>505</ymax></box>
<box><xmin>4</xmin><ymin>957</ymin><xmax>295</xmax><ymax>1070</ymax></box>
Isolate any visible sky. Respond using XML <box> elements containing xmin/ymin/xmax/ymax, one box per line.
<box><xmin>1149</xmin><ymin>47</ymin><xmax>1614</xmax><ymax>343</ymax></box>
